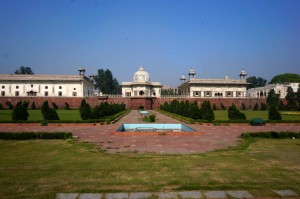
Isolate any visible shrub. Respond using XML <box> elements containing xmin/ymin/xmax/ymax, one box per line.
<box><xmin>0</xmin><ymin>132</ymin><xmax>72</xmax><ymax>140</ymax></box>
<box><xmin>40</xmin><ymin>120</ymin><xmax>48</xmax><ymax>126</ymax></box>
<box><xmin>149</xmin><ymin>114</ymin><xmax>156</xmax><ymax>122</ymax></box>
<box><xmin>12</xmin><ymin>101</ymin><xmax>29</xmax><ymax>121</ymax></box>
<box><xmin>92</xmin><ymin>105</ymin><xmax>101</xmax><ymax>119</ymax></box>
<box><xmin>220</xmin><ymin>103</ymin><xmax>226</xmax><ymax>110</ymax></box>
<box><xmin>241</xmin><ymin>103</ymin><xmax>247</xmax><ymax>110</ymax></box>
<box><xmin>31</xmin><ymin>102</ymin><xmax>37</xmax><ymax>110</ymax></box>
<box><xmin>52</xmin><ymin>102</ymin><xmax>58</xmax><ymax>110</ymax></box>
<box><xmin>201</xmin><ymin>100</ymin><xmax>215</xmax><ymax>122</ymax></box>
<box><xmin>268</xmin><ymin>106</ymin><xmax>282</xmax><ymax>120</ymax></box>
<box><xmin>260</xmin><ymin>103</ymin><xmax>268</xmax><ymax>111</ymax></box>
<box><xmin>212</xmin><ymin>103</ymin><xmax>217</xmax><ymax>110</ymax></box>
<box><xmin>79</xmin><ymin>100</ymin><xmax>92</xmax><ymax>120</ymax></box>
<box><xmin>64</xmin><ymin>102</ymin><xmax>70</xmax><ymax>110</ymax></box>
<box><xmin>41</xmin><ymin>101</ymin><xmax>49</xmax><ymax>114</ymax></box>
<box><xmin>0</xmin><ymin>103</ymin><xmax>2</xmax><ymax>110</ymax></box>
<box><xmin>43</xmin><ymin>108</ymin><xmax>60</xmax><ymax>120</ymax></box>
<box><xmin>253</xmin><ymin>103</ymin><xmax>259</xmax><ymax>111</ymax></box>
<box><xmin>139</xmin><ymin>106</ymin><xmax>144</xmax><ymax>110</ymax></box>
<box><xmin>5</xmin><ymin>101</ymin><xmax>14</xmax><ymax>110</ymax></box>
<box><xmin>228</xmin><ymin>104</ymin><xmax>246</xmax><ymax>120</ymax></box>
<box><xmin>241</xmin><ymin>132</ymin><xmax>300</xmax><ymax>139</ymax></box>
<box><xmin>278</xmin><ymin>100</ymin><xmax>286</xmax><ymax>111</ymax></box>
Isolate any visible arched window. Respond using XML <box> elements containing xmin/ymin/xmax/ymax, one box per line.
<box><xmin>139</xmin><ymin>91</ymin><xmax>145</xmax><ymax>96</ymax></box>
<box><xmin>73</xmin><ymin>88</ymin><xmax>76</xmax><ymax>90</ymax></box>
<box><xmin>1</xmin><ymin>86</ymin><xmax>4</xmax><ymax>89</ymax></box>
<box><xmin>45</xmin><ymin>86</ymin><xmax>48</xmax><ymax>89</ymax></box>
<box><xmin>16</xmin><ymin>86</ymin><xmax>19</xmax><ymax>89</ymax></box>
<box><xmin>59</xmin><ymin>86</ymin><xmax>62</xmax><ymax>89</ymax></box>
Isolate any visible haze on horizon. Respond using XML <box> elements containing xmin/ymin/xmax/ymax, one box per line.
<box><xmin>0</xmin><ymin>0</ymin><xmax>299</xmax><ymax>87</ymax></box>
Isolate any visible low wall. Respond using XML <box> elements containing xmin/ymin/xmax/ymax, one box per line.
<box><xmin>0</xmin><ymin>96</ymin><xmax>270</xmax><ymax>110</ymax></box>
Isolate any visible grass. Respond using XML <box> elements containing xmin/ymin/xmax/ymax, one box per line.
<box><xmin>0</xmin><ymin>138</ymin><xmax>299</xmax><ymax>198</ymax></box>
<box><xmin>0</xmin><ymin>109</ymin><xmax>299</xmax><ymax>122</ymax></box>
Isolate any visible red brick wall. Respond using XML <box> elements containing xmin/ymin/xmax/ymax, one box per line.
<box><xmin>0</xmin><ymin>96</ymin><xmax>272</xmax><ymax>110</ymax></box>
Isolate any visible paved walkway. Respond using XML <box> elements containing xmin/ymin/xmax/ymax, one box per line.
<box><xmin>56</xmin><ymin>189</ymin><xmax>299</xmax><ymax>199</ymax></box>
<box><xmin>0</xmin><ymin>110</ymin><xmax>299</xmax><ymax>154</ymax></box>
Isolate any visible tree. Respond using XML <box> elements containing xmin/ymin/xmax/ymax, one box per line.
<box><xmin>253</xmin><ymin>103</ymin><xmax>259</xmax><ymax>111</ymax></box>
<box><xmin>260</xmin><ymin>103</ymin><xmax>268</xmax><ymax>111</ymax></box>
<box><xmin>285</xmin><ymin>86</ymin><xmax>297</xmax><ymax>110</ymax></box>
<box><xmin>31</xmin><ymin>102</ymin><xmax>37</xmax><ymax>110</ymax></box>
<box><xmin>228</xmin><ymin>104</ymin><xmax>246</xmax><ymax>120</ymax></box>
<box><xmin>12</xmin><ymin>101</ymin><xmax>29</xmax><ymax>121</ymax></box>
<box><xmin>14</xmin><ymin>66</ymin><xmax>34</xmax><ymax>74</ymax></box>
<box><xmin>79</xmin><ymin>100</ymin><xmax>92</xmax><ymax>120</ymax></box>
<box><xmin>270</xmin><ymin>73</ymin><xmax>300</xmax><ymax>84</ymax></box>
<box><xmin>201</xmin><ymin>100</ymin><xmax>215</xmax><ymax>122</ymax></box>
<box><xmin>266</xmin><ymin>89</ymin><xmax>279</xmax><ymax>108</ymax></box>
<box><xmin>94</xmin><ymin>69</ymin><xmax>120</xmax><ymax>94</ymax></box>
<box><xmin>268</xmin><ymin>106</ymin><xmax>282</xmax><ymax>120</ymax></box>
<box><xmin>43</xmin><ymin>108</ymin><xmax>60</xmax><ymax>120</ymax></box>
<box><xmin>41</xmin><ymin>101</ymin><xmax>50</xmax><ymax>114</ymax></box>
<box><xmin>246</xmin><ymin>76</ymin><xmax>267</xmax><ymax>89</ymax></box>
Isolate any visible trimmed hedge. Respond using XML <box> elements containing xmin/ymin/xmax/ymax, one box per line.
<box><xmin>241</xmin><ymin>131</ymin><xmax>300</xmax><ymax>139</ymax></box>
<box><xmin>0</xmin><ymin>132</ymin><xmax>73</xmax><ymax>140</ymax></box>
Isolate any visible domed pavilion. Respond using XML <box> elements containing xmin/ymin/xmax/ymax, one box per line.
<box><xmin>121</xmin><ymin>66</ymin><xmax>162</xmax><ymax>97</ymax></box>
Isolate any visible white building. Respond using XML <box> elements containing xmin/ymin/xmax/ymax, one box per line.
<box><xmin>121</xmin><ymin>67</ymin><xmax>162</xmax><ymax>97</ymax></box>
<box><xmin>0</xmin><ymin>68</ymin><xmax>94</xmax><ymax>97</ymax></box>
<box><xmin>246</xmin><ymin>83</ymin><xmax>299</xmax><ymax>99</ymax></box>
<box><xmin>178</xmin><ymin>69</ymin><xmax>248</xmax><ymax>98</ymax></box>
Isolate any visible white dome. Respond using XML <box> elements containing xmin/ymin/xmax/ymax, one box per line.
<box><xmin>133</xmin><ymin>67</ymin><xmax>150</xmax><ymax>82</ymax></box>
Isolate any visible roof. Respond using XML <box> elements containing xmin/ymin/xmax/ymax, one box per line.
<box><xmin>180</xmin><ymin>78</ymin><xmax>248</xmax><ymax>86</ymax></box>
<box><xmin>122</xmin><ymin>81</ymin><xmax>162</xmax><ymax>87</ymax></box>
<box><xmin>0</xmin><ymin>74</ymin><xmax>93</xmax><ymax>82</ymax></box>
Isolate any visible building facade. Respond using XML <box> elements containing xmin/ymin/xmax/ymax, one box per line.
<box><xmin>121</xmin><ymin>67</ymin><xmax>162</xmax><ymax>97</ymax></box>
<box><xmin>0</xmin><ymin>68</ymin><xmax>94</xmax><ymax>97</ymax></box>
<box><xmin>246</xmin><ymin>83</ymin><xmax>299</xmax><ymax>99</ymax></box>
<box><xmin>178</xmin><ymin>69</ymin><xmax>248</xmax><ymax>98</ymax></box>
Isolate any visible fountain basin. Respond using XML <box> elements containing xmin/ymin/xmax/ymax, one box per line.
<box><xmin>117</xmin><ymin>123</ymin><xmax>196</xmax><ymax>132</ymax></box>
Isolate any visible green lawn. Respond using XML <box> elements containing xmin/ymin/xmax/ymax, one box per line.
<box><xmin>0</xmin><ymin>109</ymin><xmax>299</xmax><ymax>121</ymax></box>
<box><xmin>214</xmin><ymin>110</ymin><xmax>300</xmax><ymax>121</ymax></box>
<box><xmin>0</xmin><ymin>139</ymin><xmax>299</xmax><ymax>198</ymax></box>
<box><xmin>0</xmin><ymin>110</ymin><xmax>81</xmax><ymax>121</ymax></box>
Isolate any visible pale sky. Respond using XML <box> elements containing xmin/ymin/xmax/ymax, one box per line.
<box><xmin>0</xmin><ymin>0</ymin><xmax>300</xmax><ymax>86</ymax></box>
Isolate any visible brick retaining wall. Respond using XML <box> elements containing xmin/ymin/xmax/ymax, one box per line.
<box><xmin>0</xmin><ymin>97</ymin><xmax>270</xmax><ymax>110</ymax></box>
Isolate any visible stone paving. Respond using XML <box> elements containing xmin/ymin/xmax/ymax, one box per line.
<box><xmin>0</xmin><ymin>110</ymin><xmax>299</xmax><ymax>154</ymax></box>
<box><xmin>56</xmin><ymin>189</ymin><xmax>299</xmax><ymax>199</ymax></box>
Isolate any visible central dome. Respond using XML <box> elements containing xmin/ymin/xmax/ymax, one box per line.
<box><xmin>133</xmin><ymin>67</ymin><xmax>150</xmax><ymax>82</ymax></box>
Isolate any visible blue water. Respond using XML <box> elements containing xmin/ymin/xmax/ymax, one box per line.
<box><xmin>117</xmin><ymin>123</ymin><xmax>196</xmax><ymax>132</ymax></box>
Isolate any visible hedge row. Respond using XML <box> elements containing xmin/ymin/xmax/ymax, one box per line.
<box><xmin>241</xmin><ymin>131</ymin><xmax>300</xmax><ymax>139</ymax></box>
<box><xmin>0</xmin><ymin>132</ymin><xmax>73</xmax><ymax>140</ymax></box>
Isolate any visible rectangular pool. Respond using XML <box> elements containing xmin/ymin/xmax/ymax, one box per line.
<box><xmin>117</xmin><ymin>123</ymin><xmax>196</xmax><ymax>132</ymax></box>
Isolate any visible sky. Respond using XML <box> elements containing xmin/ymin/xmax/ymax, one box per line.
<box><xmin>0</xmin><ymin>0</ymin><xmax>300</xmax><ymax>87</ymax></box>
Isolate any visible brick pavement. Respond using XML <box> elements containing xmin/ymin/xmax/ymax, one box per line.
<box><xmin>0</xmin><ymin>110</ymin><xmax>299</xmax><ymax>154</ymax></box>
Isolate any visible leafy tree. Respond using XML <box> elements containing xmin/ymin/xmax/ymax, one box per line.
<box><xmin>14</xmin><ymin>66</ymin><xmax>34</xmax><ymax>74</ymax></box>
<box><xmin>241</xmin><ymin>103</ymin><xmax>247</xmax><ymax>110</ymax></box>
<box><xmin>31</xmin><ymin>102</ymin><xmax>37</xmax><ymax>110</ymax></box>
<box><xmin>43</xmin><ymin>108</ymin><xmax>60</xmax><ymax>120</ymax></box>
<box><xmin>228</xmin><ymin>104</ymin><xmax>246</xmax><ymax>120</ymax></box>
<box><xmin>41</xmin><ymin>101</ymin><xmax>49</xmax><ymax>114</ymax></box>
<box><xmin>79</xmin><ymin>100</ymin><xmax>92</xmax><ymax>120</ymax></box>
<box><xmin>12</xmin><ymin>101</ymin><xmax>29</xmax><ymax>121</ymax></box>
<box><xmin>268</xmin><ymin>106</ymin><xmax>282</xmax><ymax>120</ymax></box>
<box><xmin>266</xmin><ymin>89</ymin><xmax>279</xmax><ymax>108</ymax></box>
<box><xmin>94</xmin><ymin>69</ymin><xmax>120</xmax><ymax>94</ymax></box>
<box><xmin>285</xmin><ymin>86</ymin><xmax>297</xmax><ymax>110</ymax></box>
<box><xmin>201</xmin><ymin>100</ymin><xmax>215</xmax><ymax>122</ymax></box>
<box><xmin>52</xmin><ymin>102</ymin><xmax>58</xmax><ymax>110</ymax></box>
<box><xmin>220</xmin><ymin>103</ymin><xmax>226</xmax><ymax>110</ymax></box>
<box><xmin>253</xmin><ymin>103</ymin><xmax>259</xmax><ymax>111</ymax></box>
<box><xmin>246</xmin><ymin>76</ymin><xmax>267</xmax><ymax>89</ymax></box>
<box><xmin>212</xmin><ymin>103</ymin><xmax>217</xmax><ymax>110</ymax></box>
<box><xmin>190</xmin><ymin>101</ymin><xmax>201</xmax><ymax>120</ymax></box>
<box><xmin>270</xmin><ymin>73</ymin><xmax>300</xmax><ymax>84</ymax></box>
<box><xmin>5</xmin><ymin>101</ymin><xmax>14</xmax><ymax>110</ymax></box>
<box><xmin>260</xmin><ymin>103</ymin><xmax>268</xmax><ymax>111</ymax></box>
<box><xmin>64</xmin><ymin>102</ymin><xmax>70</xmax><ymax>110</ymax></box>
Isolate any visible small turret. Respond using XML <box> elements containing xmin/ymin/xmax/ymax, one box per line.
<box><xmin>180</xmin><ymin>74</ymin><xmax>186</xmax><ymax>82</ymax></box>
<box><xmin>78</xmin><ymin>67</ymin><xmax>86</xmax><ymax>76</ymax></box>
<box><xmin>239</xmin><ymin>69</ymin><xmax>247</xmax><ymax>79</ymax></box>
<box><xmin>188</xmin><ymin>68</ymin><xmax>196</xmax><ymax>80</ymax></box>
